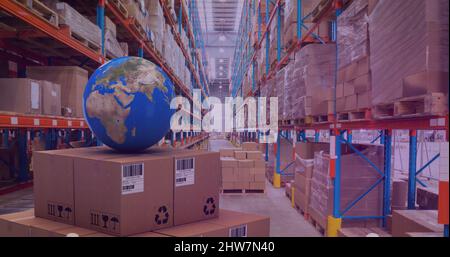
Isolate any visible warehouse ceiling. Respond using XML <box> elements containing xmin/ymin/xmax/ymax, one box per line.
<box><xmin>198</xmin><ymin>0</ymin><xmax>243</xmax><ymax>100</ymax></box>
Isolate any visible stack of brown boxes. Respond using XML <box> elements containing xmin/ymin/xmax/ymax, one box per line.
<box><xmin>293</xmin><ymin>142</ymin><xmax>329</xmax><ymax>215</ymax></box>
<box><xmin>369</xmin><ymin>0</ymin><xmax>449</xmax><ymax>117</ymax></box>
<box><xmin>26</xmin><ymin>66</ymin><xmax>88</xmax><ymax>117</ymax></box>
<box><xmin>220</xmin><ymin>142</ymin><xmax>266</xmax><ymax>191</ymax></box>
<box><xmin>391</xmin><ymin>210</ymin><xmax>443</xmax><ymax>237</ymax></box>
<box><xmin>309</xmin><ymin>144</ymin><xmax>384</xmax><ymax>231</ymax></box>
<box><xmin>336</xmin><ymin>0</ymin><xmax>372</xmax><ymax>114</ymax></box>
<box><xmin>283</xmin><ymin>0</ymin><xmax>330</xmax><ymax>49</ymax></box>
<box><xmin>31</xmin><ymin>147</ymin><xmax>221</xmax><ymax>236</ymax></box>
<box><xmin>0</xmin><ymin>78</ymin><xmax>61</xmax><ymax>116</ymax></box>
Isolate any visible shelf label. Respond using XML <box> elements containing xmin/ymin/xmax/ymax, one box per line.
<box><xmin>10</xmin><ymin>117</ymin><xmax>18</xmax><ymax>125</ymax></box>
<box><xmin>430</xmin><ymin>118</ymin><xmax>445</xmax><ymax>127</ymax></box>
<box><xmin>34</xmin><ymin>119</ymin><xmax>40</xmax><ymax>126</ymax></box>
<box><xmin>52</xmin><ymin>120</ymin><xmax>58</xmax><ymax>127</ymax></box>
<box><xmin>68</xmin><ymin>121</ymin><xmax>72</xmax><ymax>127</ymax></box>
<box><xmin>80</xmin><ymin>121</ymin><xmax>84</xmax><ymax>127</ymax></box>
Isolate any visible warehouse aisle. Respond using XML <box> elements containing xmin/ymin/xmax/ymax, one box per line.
<box><xmin>210</xmin><ymin>139</ymin><xmax>322</xmax><ymax>237</ymax></box>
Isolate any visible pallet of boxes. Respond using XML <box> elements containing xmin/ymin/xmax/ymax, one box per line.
<box><xmin>220</xmin><ymin>142</ymin><xmax>266</xmax><ymax>194</ymax></box>
<box><xmin>0</xmin><ymin>147</ymin><xmax>270</xmax><ymax>237</ymax></box>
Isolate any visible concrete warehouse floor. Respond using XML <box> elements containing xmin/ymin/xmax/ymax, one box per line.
<box><xmin>0</xmin><ymin>139</ymin><xmax>321</xmax><ymax>237</ymax></box>
<box><xmin>209</xmin><ymin>139</ymin><xmax>322</xmax><ymax>237</ymax></box>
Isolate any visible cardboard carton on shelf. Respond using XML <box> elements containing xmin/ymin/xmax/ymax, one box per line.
<box><xmin>26</xmin><ymin>66</ymin><xmax>88</xmax><ymax>118</ymax></box>
<box><xmin>392</xmin><ymin>210</ymin><xmax>443</xmax><ymax>237</ymax></box>
<box><xmin>41</xmin><ymin>81</ymin><xmax>61</xmax><ymax>116</ymax></box>
<box><xmin>0</xmin><ymin>78</ymin><xmax>42</xmax><ymax>115</ymax></box>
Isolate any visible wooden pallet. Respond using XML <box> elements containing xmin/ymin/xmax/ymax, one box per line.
<box><xmin>220</xmin><ymin>189</ymin><xmax>266</xmax><ymax>195</ymax></box>
<box><xmin>279</xmin><ymin>117</ymin><xmax>313</xmax><ymax>126</ymax></box>
<box><xmin>130</xmin><ymin>17</ymin><xmax>147</xmax><ymax>40</ymax></box>
<box><xmin>68</xmin><ymin>28</ymin><xmax>101</xmax><ymax>52</ymax></box>
<box><xmin>294</xmin><ymin>204</ymin><xmax>309</xmax><ymax>220</ymax></box>
<box><xmin>337</xmin><ymin>109</ymin><xmax>370</xmax><ymax>122</ymax></box>
<box><xmin>373</xmin><ymin>93</ymin><xmax>448</xmax><ymax>119</ymax></box>
<box><xmin>312</xmin><ymin>114</ymin><xmax>330</xmax><ymax>124</ymax></box>
<box><xmin>311</xmin><ymin>0</ymin><xmax>333</xmax><ymax>22</ymax></box>
<box><xmin>109</xmin><ymin>0</ymin><xmax>128</xmax><ymax>18</ymax></box>
<box><xmin>14</xmin><ymin>0</ymin><xmax>59</xmax><ymax>28</ymax></box>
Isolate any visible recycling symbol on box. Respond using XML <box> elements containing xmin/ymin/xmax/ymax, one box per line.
<box><xmin>154</xmin><ymin>205</ymin><xmax>169</xmax><ymax>225</ymax></box>
<box><xmin>203</xmin><ymin>197</ymin><xmax>216</xmax><ymax>216</ymax></box>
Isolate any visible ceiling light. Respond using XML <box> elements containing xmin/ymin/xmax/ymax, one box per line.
<box><xmin>219</xmin><ymin>66</ymin><xmax>224</xmax><ymax>70</ymax></box>
<box><xmin>219</xmin><ymin>35</ymin><xmax>226</xmax><ymax>41</ymax></box>
<box><xmin>219</xmin><ymin>86</ymin><xmax>223</xmax><ymax>89</ymax></box>
<box><xmin>220</xmin><ymin>72</ymin><xmax>223</xmax><ymax>76</ymax></box>
<box><xmin>219</xmin><ymin>48</ymin><xmax>224</xmax><ymax>53</ymax></box>
<box><xmin>219</xmin><ymin>59</ymin><xmax>224</xmax><ymax>63</ymax></box>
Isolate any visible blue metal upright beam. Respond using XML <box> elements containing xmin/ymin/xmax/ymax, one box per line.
<box><xmin>97</xmin><ymin>0</ymin><xmax>105</xmax><ymax>56</ymax></box>
<box><xmin>2</xmin><ymin>129</ymin><xmax>8</xmax><ymax>148</ymax></box>
<box><xmin>333</xmin><ymin>131</ymin><xmax>342</xmax><ymax>218</ymax></box>
<box><xmin>17</xmin><ymin>129</ymin><xmax>29</xmax><ymax>182</ymax></box>
<box><xmin>276</xmin><ymin>4</ymin><xmax>281</xmax><ymax>62</ymax></box>
<box><xmin>297</xmin><ymin>0</ymin><xmax>302</xmax><ymax>40</ymax></box>
<box><xmin>408</xmin><ymin>130</ymin><xmax>418</xmax><ymax>209</ymax></box>
<box><xmin>383</xmin><ymin>129</ymin><xmax>392</xmax><ymax>227</ymax></box>
<box><xmin>276</xmin><ymin>130</ymin><xmax>281</xmax><ymax>175</ymax></box>
<box><xmin>138</xmin><ymin>45</ymin><xmax>144</xmax><ymax>58</ymax></box>
<box><xmin>315</xmin><ymin>130</ymin><xmax>320</xmax><ymax>143</ymax></box>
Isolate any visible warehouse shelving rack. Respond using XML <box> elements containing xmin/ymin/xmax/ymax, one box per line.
<box><xmin>230</xmin><ymin>0</ymin><xmax>449</xmax><ymax>237</ymax></box>
<box><xmin>0</xmin><ymin>0</ymin><xmax>210</xmax><ymax>186</ymax></box>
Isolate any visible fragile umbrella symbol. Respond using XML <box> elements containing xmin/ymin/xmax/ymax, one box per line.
<box><xmin>64</xmin><ymin>207</ymin><xmax>72</xmax><ymax>219</ymax></box>
<box><xmin>110</xmin><ymin>217</ymin><xmax>119</xmax><ymax>230</ymax></box>
<box><xmin>102</xmin><ymin>215</ymin><xmax>109</xmax><ymax>228</ymax></box>
<box><xmin>57</xmin><ymin>205</ymin><xmax>63</xmax><ymax>218</ymax></box>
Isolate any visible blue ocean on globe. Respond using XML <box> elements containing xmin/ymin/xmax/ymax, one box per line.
<box><xmin>83</xmin><ymin>56</ymin><xmax>175</xmax><ymax>152</ymax></box>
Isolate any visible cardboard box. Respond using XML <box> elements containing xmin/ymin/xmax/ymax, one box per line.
<box><xmin>234</xmin><ymin>151</ymin><xmax>247</xmax><ymax>160</ymax></box>
<box><xmin>392</xmin><ymin>210</ymin><xmax>443</xmax><ymax>237</ymax></box>
<box><xmin>220</xmin><ymin>157</ymin><xmax>238</xmax><ymax>168</ymax></box>
<box><xmin>242</xmin><ymin>142</ymin><xmax>259</xmax><ymax>151</ymax></box>
<box><xmin>0</xmin><ymin>78</ymin><xmax>42</xmax><ymax>114</ymax></box>
<box><xmin>222</xmin><ymin>167</ymin><xmax>236</xmax><ymax>182</ymax></box>
<box><xmin>253</xmin><ymin>173</ymin><xmax>266</xmax><ymax>182</ymax></box>
<box><xmin>222</xmin><ymin>182</ymin><xmax>234</xmax><ymax>190</ymax></box>
<box><xmin>154</xmin><ymin>221</ymin><xmax>226</xmax><ymax>237</ymax></box>
<box><xmin>294</xmin><ymin>187</ymin><xmax>308</xmax><ymax>212</ymax></box>
<box><xmin>254</xmin><ymin>159</ymin><xmax>266</xmax><ymax>168</ymax></box>
<box><xmin>237</xmin><ymin>168</ymin><xmax>252</xmax><ymax>182</ymax></box>
<box><xmin>220</xmin><ymin>148</ymin><xmax>240</xmax><ymax>158</ymax></box>
<box><xmin>206</xmin><ymin>209</ymin><xmax>270</xmax><ymax>237</ymax></box>
<box><xmin>246</xmin><ymin>151</ymin><xmax>264</xmax><ymax>160</ymax></box>
<box><xmin>249</xmin><ymin>182</ymin><xmax>266</xmax><ymax>191</ymax></box>
<box><xmin>233</xmin><ymin>181</ymin><xmax>250</xmax><ymax>190</ymax></box>
<box><xmin>26</xmin><ymin>66</ymin><xmax>88</xmax><ymax>117</ymax></box>
<box><xmin>238</xmin><ymin>160</ymin><xmax>254</xmax><ymax>168</ymax></box>
<box><xmin>295</xmin><ymin>142</ymin><xmax>329</xmax><ymax>160</ymax></box>
<box><xmin>74</xmin><ymin>150</ymin><xmax>175</xmax><ymax>236</ymax></box>
<box><xmin>41</xmin><ymin>80</ymin><xmax>61</xmax><ymax>116</ymax></box>
<box><xmin>33</xmin><ymin>147</ymin><xmax>120</xmax><ymax>225</ymax></box>
<box><xmin>172</xmin><ymin>151</ymin><xmax>220</xmax><ymax>226</ymax></box>
<box><xmin>0</xmin><ymin>209</ymin><xmax>34</xmax><ymax>237</ymax></box>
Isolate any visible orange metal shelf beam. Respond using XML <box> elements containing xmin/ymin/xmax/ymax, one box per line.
<box><xmin>0</xmin><ymin>113</ymin><xmax>88</xmax><ymax>129</ymax></box>
<box><xmin>106</xmin><ymin>1</ymin><xmax>193</xmax><ymax>102</ymax></box>
<box><xmin>0</xmin><ymin>0</ymin><xmax>105</xmax><ymax>64</ymax></box>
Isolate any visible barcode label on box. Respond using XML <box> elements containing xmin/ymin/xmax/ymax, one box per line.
<box><xmin>229</xmin><ymin>225</ymin><xmax>247</xmax><ymax>237</ymax></box>
<box><xmin>121</xmin><ymin>163</ymin><xmax>144</xmax><ymax>195</ymax></box>
<box><xmin>175</xmin><ymin>158</ymin><xmax>195</xmax><ymax>187</ymax></box>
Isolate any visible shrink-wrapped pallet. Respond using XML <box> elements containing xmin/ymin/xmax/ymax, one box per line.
<box><xmin>369</xmin><ymin>0</ymin><xmax>449</xmax><ymax>107</ymax></box>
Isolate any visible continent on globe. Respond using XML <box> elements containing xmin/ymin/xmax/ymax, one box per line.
<box><xmin>83</xmin><ymin>57</ymin><xmax>176</xmax><ymax>152</ymax></box>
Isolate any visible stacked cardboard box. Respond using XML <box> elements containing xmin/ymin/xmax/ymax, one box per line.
<box><xmin>32</xmin><ymin>146</ymin><xmax>220</xmax><ymax>236</ymax></box>
<box><xmin>26</xmin><ymin>66</ymin><xmax>88</xmax><ymax>117</ymax></box>
<box><xmin>309</xmin><ymin>144</ymin><xmax>384</xmax><ymax>230</ymax></box>
<box><xmin>42</xmin><ymin>1</ymin><xmax>101</xmax><ymax>48</ymax></box>
<box><xmin>276</xmin><ymin>68</ymin><xmax>286</xmax><ymax>120</ymax></box>
<box><xmin>293</xmin><ymin>142</ymin><xmax>329</xmax><ymax>214</ymax></box>
<box><xmin>265</xmin><ymin>138</ymin><xmax>295</xmax><ymax>186</ymax></box>
<box><xmin>336</xmin><ymin>0</ymin><xmax>372</xmax><ymax>113</ymax></box>
<box><xmin>103</xmin><ymin>16</ymin><xmax>128</xmax><ymax>58</ymax></box>
<box><xmin>0</xmin><ymin>209</ymin><xmax>270</xmax><ymax>237</ymax></box>
<box><xmin>283</xmin><ymin>0</ymin><xmax>330</xmax><ymax>48</ymax></box>
<box><xmin>392</xmin><ymin>210</ymin><xmax>443</xmax><ymax>237</ymax></box>
<box><xmin>220</xmin><ymin>144</ymin><xmax>266</xmax><ymax>191</ymax></box>
<box><xmin>369</xmin><ymin>0</ymin><xmax>449</xmax><ymax>110</ymax></box>
<box><xmin>0</xmin><ymin>60</ymin><xmax>18</xmax><ymax>78</ymax></box>
<box><xmin>290</xmin><ymin>44</ymin><xmax>335</xmax><ymax>119</ymax></box>
<box><xmin>0</xmin><ymin>78</ymin><xmax>61</xmax><ymax>116</ymax></box>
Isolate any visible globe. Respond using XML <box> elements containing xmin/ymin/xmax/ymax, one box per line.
<box><xmin>83</xmin><ymin>57</ymin><xmax>175</xmax><ymax>152</ymax></box>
